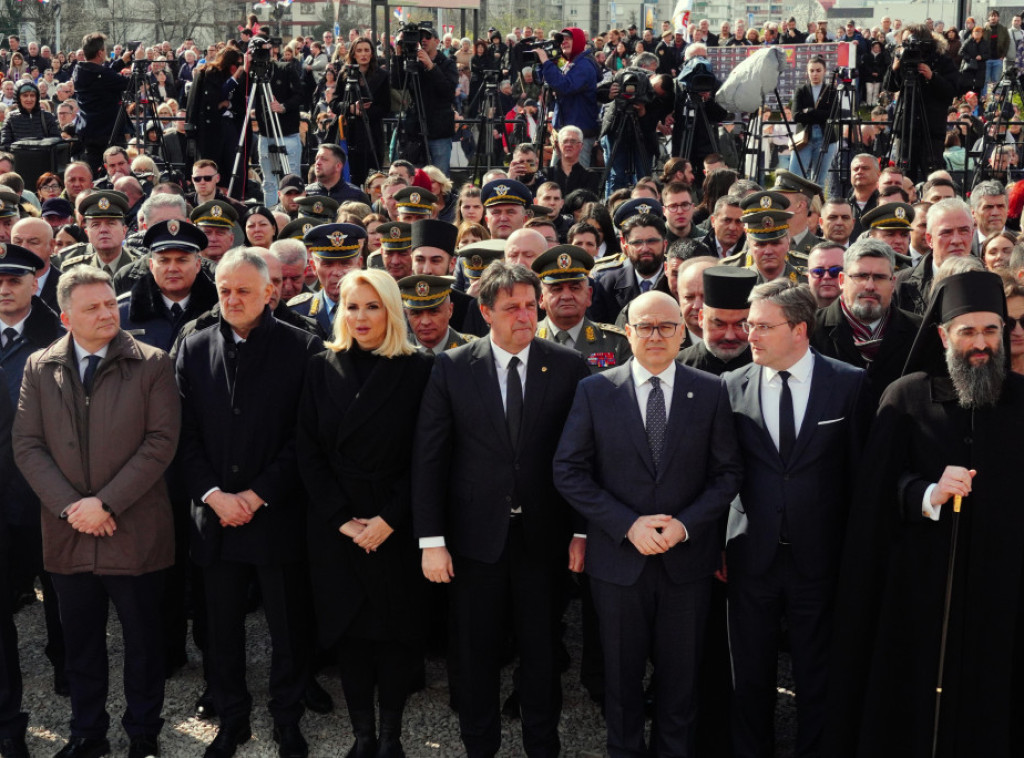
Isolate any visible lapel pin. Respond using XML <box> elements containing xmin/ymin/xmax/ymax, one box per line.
<box><xmin>687</xmin><ymin>391</ymin><xmax>693</xmax><ymax>398</ymax></box>
<box><xmin>541</xmin><ymin>366</ymin><xmax>548</xmax><ymax>372</ymax></box>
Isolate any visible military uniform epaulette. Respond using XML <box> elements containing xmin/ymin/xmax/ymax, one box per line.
<box><xmin>787</xmin><ymin>250</ymin><xmax>809</xmax><ymax>271</ymax></box>
<box><xmin>592</xmin><ymin>253</ymin><xmax>626</xmax><ymax>273</ymax></box>
<box><xmin>61</xmin><ymin>251</ymin><xmax>92</xmax><ymax>268</ymax></box>
<box><xmin>595</xmin><ymin>322</ymin><xmax>627</xmax><ymax>338</ymax></box>
<box><xmin>720</xmin><ymin>250</ymin><xmax>751</xmax><ymax>267</ymax></box>
<box><xmin>450</xmin><ymin>333</ymin><xmax>478</xmax><ymax>349</ymax></box>
<box><xmin>287</xmin><ymin>292</ymin><xmax>314</xmax><ymax>306</ymax></box>
<box><xmin>116</xmin><ymin>291</ymin><xmax>132</xmax><ymax>303</ymax></box>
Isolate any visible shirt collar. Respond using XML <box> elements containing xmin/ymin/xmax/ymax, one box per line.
<box><xmin>490</xmin><ymin>337</ymin><xmax>531</xmax><ymax>369</ymax></box>
<box><xmin>762</xmin><ymin>347</ymin><xmax>814</xmax><ymax>385</ymax></box>
<box><xmin>631</xmin><ymin>356</ymin><xmax>677</xmax><ymax>389</ymax></box>
<box><xmin>162</xmin><ymin>293</ymin><xmax>191</xmax><ymax>311</ymax></box>
<box><xmin>72</xmin><ymin>338</ymin><xmax>110</xmax><ymax>364</ymax></box>
<box><xmin>0</xmin><ymin>313</ymin><xmax>28</xmax><ymax>336</ymax></box>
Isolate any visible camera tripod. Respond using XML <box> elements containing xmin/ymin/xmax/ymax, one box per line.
<box><xmin>886</xmin><ymin>66</ymin><xmax>938</xmax><ymax>183</ymax></box>
<box><xmin>676</xmin><ymin>86</ymin><xmax>720</xmax><ymax>162</ymax></box>
<box><xmin>741</xmin><ymin>90</ymin><xmax>805</xmax><ymax>185</ymax></box>
<box><xmin>394</xmin><ymin>54</ymin><xmax>433</xmax><ymax>166</ymax></box>
<box><xmin>969</xmin><ymin>65</ymin><xmax>1024</xmax><ymax>189</ymax></box>
<box><xmin>227</xmin><ymin>61</ymin><xmax>292</xmax><ymax>199</ymax></box>
<box><xmin>109</xmin><ymin>58</ymin><xmax>169</xmax><ymax>166</ymax></box>
<box><xmin>466</xmin><ymin>74</ymin><xmax>505</xmax><ymax>180</ymax></box>
<box><xmin>600</xmin><ymin>101</ymin><xmax>649</xmax><ymax>195</ymax></box>
<box><xmin>336</xmin><ymin>65</ymin><xmax>380</xmax><ymax>177</ymax></box>
<box><xmin>817</xmin><ymin>68</ymin><xmax>861</xmax><ymax>197</ymax></box>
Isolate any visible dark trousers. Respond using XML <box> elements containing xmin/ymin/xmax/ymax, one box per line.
<box><xmin>728</xmin><ymin>547</ymin><xmax>834</xmax><ymax>758</ymax></box>
<box><xmin>51</xmin><ymin>570</ymin><xmax>166</xmax><ymax>739</ymax></box>
<box><xmin>591</xmin><ymin>559</ymin><xmax>711</xmax><ymax>758</ymax></box>
<box><xmin>203</xmin><ymin>559</ymin><xmax>310</xmax><ymax>727</ymax></box>
<box><xmin>452</xmin><ymin>520</ymin><xmax>562</xmax><ymax>758</ymax></box>
<box><xmin>9</xmin><ymin>523</ymin><xmax>65</xmax><ymax>675</ymax></box>
<box><xmin>696</xmin><ymin>577</ymin><xmax>733</xmax><ymax>757</ymax></box>
<box><xmin>336</xmin><ymin>636</ymin><xmax>417</xmax><ymax>713</ymax></box>
<box><xmin>0</xmin><ymin>523</ymin><xmax>26</xmax><ymax>741</ymax></box>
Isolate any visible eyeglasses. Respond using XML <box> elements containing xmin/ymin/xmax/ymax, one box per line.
<box><xmin>1006</xmin><ymin>316</ymin><xmax>1024</xmax><ymax>330</ymax></box>
<box><xmin>41</xmin><ymin>180</ymin><xmax>61</xmax><ymax>189</ymax></box>
<box><xmin>192</xmin><ymin>174</ymin><xmax>216</xmax><ymax>182</ymax></box>
<box><xmin>560</xmin><ymin>139</ymin><xmax>582</xmax><ymax>146</ymax></box>
<box><xmin>626</xmin><ymin>237</ymin><xmax>663</xmax><ymax>248</ymax></box>
<box><xmin>741</xmin><ymin>321</ymin><xmax>791</xmax><ymax>335</ymax></box>
<box><xmin>808</xmin><ymin>265</ymin><xmax>843</xmax><ymax>279</ymax></box>
<box><xmin>631</xmin><ymin>322</ymin><xmax>680</xmax><ymax>339</ymax></box>
<box><xmin>846</xmin><ymin>272</ymin><xmax>892</xmax><ymax>284</ymax></box>
<box><xmin>665</xmin><ymin>202</ymin><xmax>694</xmax><ymax>211</ymax></box>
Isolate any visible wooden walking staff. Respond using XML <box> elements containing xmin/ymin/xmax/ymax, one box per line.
<box><xmin>931</xmin><ymin>492</ymin><xmax>964</xmax><ymax>758</ymax></box>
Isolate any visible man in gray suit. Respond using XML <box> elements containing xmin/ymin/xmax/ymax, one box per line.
<box><xmin>723</xmin><ymin>280</ymin><xmax>865</xmax><ymax>758</ymax></box>
<box><xmin>554</xmin><ymin>290</ymin><xmax>742</xmax><ymax>757</ymax></box>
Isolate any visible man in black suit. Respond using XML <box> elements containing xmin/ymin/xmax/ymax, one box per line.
<box><xmin>811</xmin><ymin>238</ymin><xmax>921</xmax><ymax>405</ymax></box>
<box><xmin>554</xmin><ymin>289</ymin><xmax>742</xmax><ymax>757</ymax></box>
<box><xmin>175</xmin><ymin>249</ymin><xmax>323</xmax><ymax>758</ymax></box>
<box><xmin>413</xmin><ymin>261</ymin><xmax>590</xmax><ymax>758</ymax></box>
<box><xmin>724</xmin><ymin>280</ymin><xmax>865</xmax><ymax>758</ymax></box>
<box><xmin>589</xmin><ymin>213</ymin><xmax>670</xmax><ymax>324</ymax></box>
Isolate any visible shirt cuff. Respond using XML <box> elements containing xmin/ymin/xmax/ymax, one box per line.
<box><xmin>678</xmin><ymin>519</ymin><xmax>689</xmax><ymax>543</ymax></box>
<box><xmin>419</xmin><ymin>536</ymin><xmax>446</xmax><ymax>549</ymax></box>
<box><xmin>572</xmin><ymin>533</ymin><xmax>587</xmax><ymax>539</ymax></box>
<box><xmin>201</xmin><ymin>487</ymin><xmax>221</xmax><ymax>504</ymax></box>
<box><xmin>921</xmin><ymin>484</ymin><xmax>941</xmax><ymax>521</ymax></box>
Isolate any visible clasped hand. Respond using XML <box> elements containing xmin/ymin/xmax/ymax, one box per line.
<box><xmin>66</xmin><ymin>496</ymin><xmax>115</xmax><ymax>537</ymax></box>
<box><xmin>340</xmin><ymin>516</ymin><xmax>394</xmax><ymax>553</ymax></box>
<box><xmin>627</xmin><ymin>514</ymin><xmax>687</xmax><ymax>555</ymax></box>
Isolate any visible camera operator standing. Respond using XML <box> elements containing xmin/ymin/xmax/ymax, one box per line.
<box><xmin>885</xmin><ymin>25</ymin><xmax>958</xmax><ymax>182</ymax></box>
<box><xmin>667</xmin><ymin>46</ymin><xmax>729</xmax><ymax>187</ymax></box>
<box><xmin>597</xmin><ymin>67</ymin><xmax>668</xmax><ymax>196</ymax></box>
<box><xmin>252</xmin><ymin>34</ymin><xmax>304</xmax><ymax>208</ymax></box>
<box><xmin>73</xmin><ymin>33</ymin><xmax>129</xmax><ymax>174</ymax></box>
<box><xmin>331</xmin><ymin>37</ymin><xmax>389</xmax><ymax>187</ymax></box>
<box><xmin>390</xmin><ymin>24</ymin><xmax>458</xmax><ymax>175</ymax></box>
<box><xmin>535</xmin><ymin>28</ymin><xmax>601</xmax><ymax>170</ymax></box>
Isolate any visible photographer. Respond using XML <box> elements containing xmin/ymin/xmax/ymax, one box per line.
<box><xmin>666</xmin><ymin>47</ymin><xmax>729</xmax><ymax>187</ymax></box>
<box><xmin>885</xmin><ymin>24</ymin><xmax>958</xmax><ymax>182</ymax></box>
<box><xmin>390</xmin><ymin>24</ymin><xmax>458</xmax><ymax>174</ymax></box>
<box><xmin>72</xmin><ymin>32</ymin><xmax>130</xmax><ymax>173</ymax></box>
<box><xmin>251</xmin><ymin>34</ymin><xmax>304</xmax><ymax>208</ymax></box>
<box><xmin>330</xmin><ymin>37</ymin><xmax>389</xmax><ymax>187</ymax></box>
<box><xmin>790</xmin><ymin>55</ymin><xmax>839</xmax><ymax>189</ymax></box>
<box><xmin>536</xmin><ymin>28</ymin><xmax>601</xmax><ymax>169</ymax></box>
<box><xmin>597</xmin><ymin>67</ymin><xmax>667</xmax><ymax>196</ymax></box>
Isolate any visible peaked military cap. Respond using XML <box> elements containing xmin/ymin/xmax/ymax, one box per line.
<box><xmin>398</xmin><ymin>274</ymin><xmax>455</xmax><ymax>310</ymax></box>
<box><xmin>458</xmin><ymin>239</ymin><xmax>506</xmax><ymax>279</ymax></box>
<box><xmin>394</xmin><ymin>187</ymin><xmax>437</xmax><ymax>216</ymax></box>
<box><xmin>531</xmin><ymin>245</ymin><xmax>594</xmax><ymax>283</ymax></box>
<box><xmin>0</xmin><ymin>243</ymin><xmax>44</xmax><ymax>276</ymax></box>
<box><xmin>0</xmin><ymin>187</ymin><xmax>21</xmax><ymax>219</ymax></box>
<box><xmin>191</xmin><ymin>200</ymin><xmax>239</xmax><ymax>229</ymax></box>
<box><xmin>295</xmin><ymin>195</ymin><xmax>339</xmax><ymax>221</ymax></box>
<box><xmin>378</xmin><ymin>222</ymin><xmax>413</xmax><ymax>251</ymax></box>
<box><xmin>861</xmin><ymin>202</ymin><xmax>915</xmax><ymax>231</ymax></box>
<box><xmin>481</xmin><ymin>179</ymin><xmax>532</xmax><ymax>208</ymax></box>
<box><xmin>740</xmin><ymin>191</ymin><xmax>793</xmax><ymax>242</ymax></box>
<box><xmin>303</xmin><ymin>222</ymin><xmax>366</xmax><ymax>260</ymax></box>
<box><xmin>81</xmin><ymin>191</ymin><xmax>129</xmax><ymax>220</ymax></box>
<box><xmin>142</xmin><ymin>219</ymin><xmax>208</xmax><ymax>254</ymax></box>
<box><xmin>772</xmin><ymin>169</ymin><xmax>822</xmax><ymax>198</ymax></box>
<box><xmin>613</xmin><ymin>197</ymin><xmax>664</xmax><ymax>229</ymax></box>
<box><xmin>280</xmin><ymin>216</ymin><xmax>318</xmax><ymax>240</ymax></box>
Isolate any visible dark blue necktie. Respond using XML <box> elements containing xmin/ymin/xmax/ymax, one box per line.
<box><xmin>506</xmin><ymin>356</ymin><xmax>523</xmax><ymax>447</ymax></box>
<box><xmin>83</xmin><ymin>354</ymin><xmax>101</xmax><ymax>395</ymax></box>
<box><xmin>778</xmin><ymin>370</ymin><xmax>795</xmax><ymax>463</ymax></box>
<box><xmin>646</xmin><ymin>376</ymin><xmax>666</xmax><ymax>470</ymax></box>
<box><xmin>640</xmin><ymin>279</ymin><xmax>653</xmax><ymax>293</ymax></box>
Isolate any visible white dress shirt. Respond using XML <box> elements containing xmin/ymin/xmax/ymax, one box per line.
<box><xmin>71</xmin><ymin>339</ymin><xmax>109</xmax><ymax>382</ymax></box>
<box><xmin>760</xmin><ymin>348</ymin><xmax>815</xmax><ymax>452</ymax></box>
<box><xmin>0</xmin><ymin>314</ymin><xmax>28</xmax><ymax>345</ymax></box>
<box><xmin>631</xmin><ymin>358</ymin><xmax>676</xmax><ymax>424</ymax></box>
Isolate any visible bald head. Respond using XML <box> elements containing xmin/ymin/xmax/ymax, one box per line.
<box><xmin>505</xmin><ymin>228</ymin><xmax>548</xmax><ymax>269</ymax></box>
<box><xmin>254</xmin><ymin>247</ymin><xmax>284</xmax><ymax>310</ymax></box>
<box><xmin>11</xmin><ymin>216</ymin><xmax>55</xmax><ymax>272</ymax></box>
<box><xmin>625</xmin><ymin>291</ymin><xmax>686</xmax><ymax>373</ymax></box>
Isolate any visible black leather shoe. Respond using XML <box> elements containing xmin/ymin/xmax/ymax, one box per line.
<box><xmin>127</xmin><ymin>736</ymin><xmax>160</xmax><ymax>758</ymax></box>
<box><xmin>194</xmin><ymin>689</ymin><xmax>217</xmax><ymax>720</ymax></box>
<box><xmin>302</xmin><ymin>679</ymin><xmax>333</xmax><ymax>714</ymax></box>
<box><xmin>0</xmin><ymin>736</ymin><xmax>28</xmax><ymax>758</ymax></box>
<box><xmin>203</xmin><ymin>722</ymin><xmax>251</xmax><ymax>758</ymax></box>
<box><xmin>272</xmin><ymin>725</ymin><xmax>308</xmax><ymax>758</ymax></box>
<box><xmin>53</xmin><ymin>737</ymin><xmax>110</xmax><ymax>758</ymax></box>
<box><xmin>54</xmin><ymin>669</ymin><xmax>70</xmax><ymax>697</ymax></box>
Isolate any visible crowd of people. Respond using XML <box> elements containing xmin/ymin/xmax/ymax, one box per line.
<box><xmin>0</xmin><ymin>12</ymin><xmax>1023</xmax><ymax>758</ymax></box>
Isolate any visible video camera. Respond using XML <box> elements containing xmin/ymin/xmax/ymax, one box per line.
<box><xmin>677</xmin><ymin>56</ymin><xmax>718</xmax><ymax>95</ymax></box>
<box><xmin>522</xmin><ymin>32</ymin><xmax>565</xmax><ymax>62</ymax></box>
<box><xmin>398</xmin><ymin>21</ymin><xmax>434</xmax><ymax>58</ymax></box>
<box><xmin>898</xmin><ymin>34</ymin><xmax>938</xmax><ymax>70</ymax></box>
<box><xmin>248</xmin><ymin>35</ymin><xmax>283</xmax><ymax>79</ymax></box>
<box><xmin>613</xmin><ymin>68</ymin><xmax>654</xmax><ymax>106</ymax></box>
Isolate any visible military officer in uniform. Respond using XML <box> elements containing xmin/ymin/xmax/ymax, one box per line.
<box><xmin>294</xmin><ymin>196</ymin><xmax>340</xmax><ymax>224</ymax></box>
<box><xmin>278</xmin><ymin>217</ymin><xmax>318</xmax><ymax>243</ymax></box>
<box><xmin>288</xmin><ymin>223</ymin><xmax>367</xmax><ymax>335</ymax></box>
<box><xmin>860</xmin><ymin>201</ymin><xmax>915</xmax><ymax>270</ymax></box>
<box><xmin>368</xmin><ymin>222</ymin><xmax>411</xmax><ymax>271</ymax></box>
<box><xmin>398</xmin><ymin>274</ymin><xmax>477</xmax><ymax>353</ymax></box>
<box><xmin>0</xmin><ymin>188</ymin><xmax>22</xmax><ymax>245</ymax></box>
<box><xmin>721</xmin><ymin>192</ymin><xmax>807</xmax><ymax>284</ymax></box>
<box><xmin>532</xmin><ymin>245</ymin><xmax>631</xmax><ymax>373</ymax></box>
<box><xmin>393</xmin><ymin>187</ymin><xmax>438</xmax><ymax>222</ymax></box>
<box><xmin>191</xmin><ymin>200</ymin><xmax>241</xmax><ymax>265</ymax></box>
<box><xmin>59</xmin><ymin>191</ymin><xmax>141</xmax><ymax>275</ymax></box>
<box><xmin>771</xmin><ymin>169</ymin><xmax>824</xmax><ymax>266</ymax></box>
<box><xmin>456</xmin><ymin>239</ymin><xmax>506</xmax><ymax>293</ymax></box>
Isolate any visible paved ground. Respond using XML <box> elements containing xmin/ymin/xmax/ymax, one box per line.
<box><xmin>14</xmin><ymin>589</ymin><xmax>796</xmax><ymax>757</ymax></box>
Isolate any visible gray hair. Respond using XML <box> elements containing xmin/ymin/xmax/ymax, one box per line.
<box><xmin>843</xmin><ymin>237</ymin><xmax>896</xmax><ymax>273</ymax></box>
<box><xmin>138</xmin><ymin>192</ymin><xmax>187</xmax><ymax>226</ymax></box>
<box><xmin>684</xmin><ymin>42</ymin><xmax>708</xmax><ymax>60</ymax></box>
<box><xmin>634</xmin><ymin>52</ymin><xmax>658</xmax><ymax>68</ymax></box>
<box><xmin>927</xmin><ymin>197</ymin><xmax>972</xmax><ymax>235</ymax></box>
<box><xmin>57</xmin><ymin>266</ymin><xmax>113</xmax><ymax>312</ymax></box>
<box><xmin>969</xmin><ymin>180</ymin><xmax>1007</xmax><ymax>210</ymax></box>
<box><xmin>729</xmin><ymin>179</ymin><xmax>763</xmax><ymax>197</ymax></box>
<box><xmin>269</xmin><ymin>239</ymin><xmax>308</xmax><ymax>268</ymax></box>
<box><xmin>934</xmin><ymin>254</ymin><xmax>985</xmax><ymax>286</ymax></box>
<box><xmin>748</xmin><ymin>280</ymin><xmax>817</xmax><ymax>336</ymax></box>
<box><xmin>713</xmin><ymin>194</ymin><xmax>743</xmax><ymax>215</ymax></box>
<box><xmin>216</xmin><ymin>247</ymin><xmax>270</xmax><ymax>285</ymax></box>
<box><xmin>557</xmin><ymin>125</ymin><xmax>583</xmax><ymax>145</ymax></box>
<box><xmin>477</xmin><ymin>260</ymin><xmax>540</xmax><ymax>309</ymax></box>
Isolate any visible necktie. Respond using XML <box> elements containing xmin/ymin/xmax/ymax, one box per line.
<box><xmin>640</xmin><ymin>279</ymin><xmax>653</xmax><ymax>293</ymax></box>
<box><xmin>646</xmin><ymin>376</ymin><xmax>666</xmax><ymax>471</ymax></box>
<box><xmin>83</xmin><ymin>354</ymin><xmax>101</xmax><ymax>395</ymax></box>
<box><xmin>506</xmin><ymin>356</ymin><xmax>523</xmax><ymax>447</ymax></box>
<box><xmin>2</xmin><ymin>327</ymin><xmax>17</xmax><ymax>349</ymax></box>
<box><xmin>170</xmin><ymin>302</ymin><xmax>183</xmax><ymax>319</ymax></box>
<box><xmin>554</xmin><ymin>330</ymin><xmax>571</xmax><ymax>346</ymax></box>
<box><xmin>778</xmin><ymin>370</ymin><xmax>795</xmax><ymax>463</ymax></box>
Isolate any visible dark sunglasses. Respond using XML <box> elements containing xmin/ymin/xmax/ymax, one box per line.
<box><xmin>192</xmin><ymin>174</ymin><xmax>216</xmax><ymax>182</ymax></box>
<box><xmin>808</xmin><ymin>266</ymin><xmax>843</xmax><ymax>279</ymax></box>
<box><xmin>1007</xmin><ymin>316</ymin><xmax>1024</xmax><ymax>330</ymax></box>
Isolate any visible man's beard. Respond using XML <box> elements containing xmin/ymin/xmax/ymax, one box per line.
<box><xmin>946</xmin><ymin>343</ymin><xmax>1006</xmax><ymax>409</ymax></box>
<box><xmin>705</xmin><ymin>335</ymin><xmax>747</xmax><ymax>362</ymax></box>
<box><xmin>850</xmin><ymin>295</ymin><xmax>884</xmax><ymax>322</ymax></box>
<box><xmin>633</xmin><ymin>253</ymin><xmax>664</xmax><ymax>277</ymax></box>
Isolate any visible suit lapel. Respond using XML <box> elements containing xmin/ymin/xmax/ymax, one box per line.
<box><xmin>519</xmin><ymin>340</ymin><xmax>550</xmax><ymax>452</ymax></box>
<box><xmin>741</xmin><ymin>364</ymin><xmax>778</xmax><ymax>454</ymax></box>
<box><xmin>614</xmin><ymin>361</ymin><xmax>657</xmax><ymax>478</ymax></box>
<box><xmin>659</xmin><ymin>367</ymin><xmax>697</xmax><ymax>477</ymax></box>
<box><xmin>789</xmin><ymin>353</ymin><xmax>833</xmax><ymax>463</ymax></box>
<box><xmin>335</xmin><ymin>351</ymin><xmax>407</xmax><ymax>447</ymax></box>
<box><xmin>470</xmin><ymin>340</ymin><xmax>513</xmax><ymax>451</ymax></box>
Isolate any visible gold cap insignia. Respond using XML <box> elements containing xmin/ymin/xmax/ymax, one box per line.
<box><xmin>168</xmin><ymin>220</ymin><xmax>179</xmax><ymax>235</ymax></box>
<box><xmin>409</xmin><ymin>192</ymin><xmax>421</xmax><ymax>205</ymax></box>
<box><xmin>760</xmin><ymin>196</ymin><xmax>771</xmax><ymax>208</ymax></box>
<box><xmin>390</xmin><ymin>226</ymin><xmax>401</xmax><ymax>238</ymax></box>
<box><xmin>329</xmin><ymin>231</ymin><xmax>347</xmax><ymax>247</ymax></box>
<box><xmin>494</xmin><ymin>184</ymin><xmax>509</xmax><ymax>196</ymax></box>
<box><xmin>211</xmin><ymin>204</ymin><xmax>223</xmax><ymax>217</ymax></box>
<box><xmin>0</xmin><ymin>244</ymin><xmax>6</xmax><ymax>259</ymax></box>
<box><xmin>763</xmin><ymin>216</ymin><xmax>773</xmax><ymax>228</ymax></box>
<box><xmin>471</xmin><ymin>255</ymin><xmax>483</xmax><ymax>268</ymax></box>
<box><xmin>557</xmin><ymin>253</ymin><xmax>571</xmax><ymax>269</ymax></box>
<box><xmin>313</xmin><ymin>201</ymin><xmax>324</xmax><ymax>214</ymax></box>
<box><xmin>302</xmin><ymin>223</ymin><xmax>313</xmax><ymax>234</ymax></box>
<box><xmin>416</xmin><ymin>281</ymin><xmax>430</xmax><ymax>296</ymax></box>
<box><xmin>637</xmin><ymin>203</ymin><xmax>651</xmax><ymax>214</ymax></box>
<box><xmin>895</xmin><ymin>206</ymin><xmax>906</xmax><ymax>219</ymax></box>
<box><xmin>98</xmin><ymin>197</ymin><xmax>110</xmax><ymax>210</ymax></box>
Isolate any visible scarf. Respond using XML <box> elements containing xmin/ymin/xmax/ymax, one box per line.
<box><xmin>840</xmin><ymin>298</ymin><xmax>891</xmax><ymax>362</ymax></box>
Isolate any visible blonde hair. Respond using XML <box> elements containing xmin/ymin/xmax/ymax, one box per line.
<box><xmin>327</xmin><ymin>268</ymin><xmax>415</xmax><ymax>357</ymax></box>
<box><xmin>421</xmin><ymin>165</ymin><xmax>453</xmax><ymax>196</ymax></box>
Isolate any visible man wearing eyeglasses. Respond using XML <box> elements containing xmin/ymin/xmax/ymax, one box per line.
<box><xmin>811</xmin><ymin>238</ymin><xmax>921</xmax><ymax>405</ymax></box>
<box><xmin>661</xmin><ymin>182</ymin><xmax>702</xmax><ymax>243</ymax></box>
<box><xmin>723</xmin><ymin>280</ymin><xmax>865</xmax><ymax>758</ymax></box>
<box><xmin>805</xmin><ymin>243</ymin><xmax>845</xmax><ymax>309</ymax></box>
<box><xmin>554</xmin><ymin>289</ymin><xmax>742</xmax><ymax>757</ymax></box>
<box><xmin>589</xmin><ymin>213</ymin><xmax>670</xmax><ymax>324</ymax></box>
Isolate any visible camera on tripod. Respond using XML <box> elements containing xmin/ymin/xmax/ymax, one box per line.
<box><xmin>248</xmin><ymin>36</ymin><xmax>279</xmax><ymax>79</ymax></box>
<box><xmin>677</xmin><ymin>56</ymin><xmax>718</xmax><ymax>96</ymax></box>
<box><xmin>522</xmin><ymin>33</ymin><xmax>564</xmax><ymax>62</ymax></box>
<box><xmin>613</xmin><ymin>68</ymin><xmax>654</xmax><ymax>106</ymax></box>
<box><xmin>898</xmin><ymin>35</ymin><xmax>938</xmax><ymax>72</ymax></box>
<box><xmin>399</xmin><ymin>21</ymin><xmax>435</xmax><ymax>57</ymax></box>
